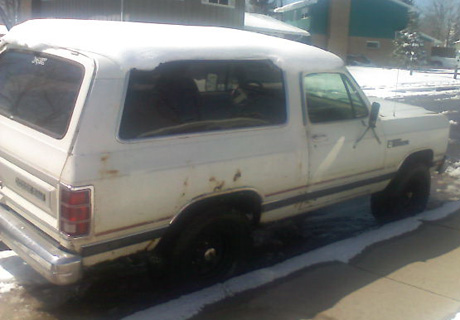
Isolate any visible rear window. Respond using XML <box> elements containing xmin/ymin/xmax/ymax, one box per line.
<box><xmin>119</xmin><ymin>60</ymin><xmax>286</xmax><ymax>140</ymax></box>
<box><xmin>0</xmin><ymin>50</ymin><xmax>84</xmax><ymax>138</ymax></box>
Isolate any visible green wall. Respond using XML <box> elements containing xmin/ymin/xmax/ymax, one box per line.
<box><xmin>349</xmin><ymin>0</ymin><xmax>409</xmax><ymax>38</ymax></box>
<box><xmin>282</xmin><ymin>0</ymin><xmax>409</xmax><ymax>38</ymax></box>
<box><xmin>309</xmin><ymin>0</ymin><xmax>329</xmax><ymax>35</ymax></box>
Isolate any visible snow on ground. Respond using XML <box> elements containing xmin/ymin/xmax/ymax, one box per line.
<box><xmin>348</xmin><ymin>66</ymin><xmax>460</xmax><ymax>99</ymax></box>
<box><xmin>0</xmin><ymin>251</ymin><xmax>19</xmax><ymax>294</ymax></box>
<box><xmin>447</xmin><ymin>162</ymin><xmax>460</xmax><ymax>178</ymax></box>
<box><xmin>124</xmin><ymin>201</ymin><xmax>460</xmax><ymax>320</ymax></box>
<box><xmin>0</xmin><ymin>249</ymin><xmax>48</xmax><ymax>295</ymax></box>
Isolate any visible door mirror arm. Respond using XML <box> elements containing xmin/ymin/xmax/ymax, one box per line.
<box><xmin>354</xmin><ymin>102</ymin><xmax>381</xmax><ymax>148</ymax></box>
<box><xmin>368</xmin><ymin>102</ymin><xmax>380</xmax><ymax>129</ymax></box>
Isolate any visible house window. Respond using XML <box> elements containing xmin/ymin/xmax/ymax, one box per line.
<box><xmin>202</xmin><ymin>0</ymin><xmax>236</xmax><ymax>8</ymax></box>
<box><xmin>366</xmin><ymin>41</ymin><xmax>380</xmax><ymax>49</ymax></box>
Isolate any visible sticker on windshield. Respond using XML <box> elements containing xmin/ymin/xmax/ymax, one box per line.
<box><xmin>31</xmin><ymin>56</ymin><xmax>48</xmax><ymax>66</ymax></box>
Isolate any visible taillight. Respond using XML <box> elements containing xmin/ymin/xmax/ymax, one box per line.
<box><xmin>60</xmin><ymin>186</ymin><xmax>92</xmax><ymax>237</ymax></box>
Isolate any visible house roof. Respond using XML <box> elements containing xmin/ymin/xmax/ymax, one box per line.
<box><xmin>3</xmin><ymin>19</ymin><xmax>342</xmax><ymax>72</ymax></box>
<box><xmin>244</xmin><ymin>12</ymin><xmax>310</xmax><ymax>37</ymax></box>
<box><xmin>274</xmin><ymin>0</ymin><xmax>318</xmax><ymax>13</ymax></box>
<box><xmin>387</xmin><ymin>0</ymin><xmax>413</xmax><ymax>9</ymax></box>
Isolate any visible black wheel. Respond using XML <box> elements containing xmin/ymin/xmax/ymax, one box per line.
<box><xmin>169</xmin><ymin>208</ymin><xmax>251</xmax><ymax>286</ymax></box>
<box><xmin>371</xmin><ymin>164</ymin><xmax>430</xmax><ymax>223</ymax></box>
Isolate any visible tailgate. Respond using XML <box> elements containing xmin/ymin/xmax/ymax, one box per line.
<box><xmin>0</xmin><ymin>46</ymin><xmax>93</xmax><ymax>241</ymax></box>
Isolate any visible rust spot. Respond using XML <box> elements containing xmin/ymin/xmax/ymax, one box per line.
<box><xmin>99</xmin><ymin>169</ymin><xmax>120</xmax><ymax>179</ymax></box>
<box><xmin>214</xmin><ymin>181</ymin><xmax>225</xmax><ymax>192</ymax></box>
<box><xmin>233</xmin><ymin>169</ymin><xmax>242</xmax><ymax>182</ymax></box>
<box><xmin>184</xmin><ymin>178</ymin><xmax>189</xmax><ymax>187</ymax></box>
<box><xmin>101</xmin><ymin>155</ymin><xmax>109</xmax><ymax>162</ymax></box>
<box><xmin>209</xmin><ymin>177</ymin><xmax>216</xmax><ymax>182</ymax></box>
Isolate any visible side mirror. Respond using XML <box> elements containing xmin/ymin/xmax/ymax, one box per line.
<box><xmin>369</xmin><ymin>102</ymin><xmax>380</xmax><ymax>128</ymax></box>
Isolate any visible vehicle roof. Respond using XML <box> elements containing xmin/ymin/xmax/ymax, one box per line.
<box><xmin>3</xmin><ymin>19</ymin><xmax>343</xmax><ymax>72</ymax></box>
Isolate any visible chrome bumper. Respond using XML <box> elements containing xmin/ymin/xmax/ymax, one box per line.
<box><xmin>0</xmin><ymin>204</ymin><xmax>82</xmax><ymax>285</ymax></box>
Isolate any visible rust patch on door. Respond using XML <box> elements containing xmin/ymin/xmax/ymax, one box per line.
<box><xmin>209</xmin><ymin>176</ymin><xmax>225</xmax><ymax>192</ymax></box>
<box><xmin>214</xmin><ymin>181</ymin><xmax>225</xmax><ymax>192</ymax></box>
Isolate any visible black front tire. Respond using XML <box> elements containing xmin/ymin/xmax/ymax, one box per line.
<box><xmin>371</xmin><ymin>164</ymin><xmax>430</xmax><ymax>223</ymax></box>
<box><xmin>168</xmin><ymin>208</ymin><xmax>251</xmax><ymax>287</ymax></box>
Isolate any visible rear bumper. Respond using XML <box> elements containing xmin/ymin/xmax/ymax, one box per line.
<box><xmin>0</xmin><ymin>204</ymin><xmax>82</xmax><ymax>285</ymax></box>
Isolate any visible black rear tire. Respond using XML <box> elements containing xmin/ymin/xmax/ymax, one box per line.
<box><xmin>371</xmin><ymin>164</ymin><xmax>430</xmax><ymax>223</ymax></box>
<box><xmin>168</xmin><ymin>208</ymin><xmax>251</xmax><ymax>287</ymax></box>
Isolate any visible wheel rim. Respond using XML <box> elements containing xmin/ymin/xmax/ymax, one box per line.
<box><xmin>188</xmin><ymin>228</ymin><xmax>235</xmax><ymax>280</ymax></box>
<box><xmin>398</xmin><ymin>176</ymin><xmax>427</xmax><ymax>214</ymax></box>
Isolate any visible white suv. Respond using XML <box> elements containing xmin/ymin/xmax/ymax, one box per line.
<box><xmin>0</xmin><ymin>19</ymin><xmax>449</xmax><ymax>285</ymax></box>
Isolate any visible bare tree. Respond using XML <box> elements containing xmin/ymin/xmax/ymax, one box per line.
<box><xmin>0</xmin><ymin>0</ymin><xmax>20</xmax><ymax>30</ymax></box>
<box><xmin>420</xmin><ymin>0</ymin><xmax>460</xmax><ymax>47</ymax></box>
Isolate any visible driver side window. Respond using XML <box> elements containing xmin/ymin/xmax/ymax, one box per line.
<box><xmin>303</xmin><ymin>73</ymin><xmax>368</xmax><ymax>123</ymax></box>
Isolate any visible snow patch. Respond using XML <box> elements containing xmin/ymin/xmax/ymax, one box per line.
<box><xmin>124</xmin><ymin>201</ymin><xmax>460</xmax><ymax>320</ymax></box>
<box><xmin>441</xmin><ymin>110</ymin><xmax>459</xmax><ymax>115</ymax></box>
<box><xmin>0</xmin><ymin>251</ymin><xmax>18</xmax><ymax>294</ymax></box>
<box><xmin>450</xmin><ymin>120</ymin><xmax>458</xmax><ymax>126</ymax></box>
<box><xmin>0</xmin><ymin>249</ymin><xmax>47</xmax><ymax>294</ymax></box>
<box><xmin>348</xmin><ymin>66</ymin><xmax>460</xmax><ymax>99</ymax></box>
<box><xmin>0</xmin><ymin>251</ymin><xmax>17</xmax><ymax>281</ymax></box>
<box><xmin>447</xmin><ymin>162</ymin><xmax>460</xmax><ymax>178</ymax></box>
<box><xmin>0</xmin><ymin>282</ymin><xmax>17</xmax><ymax>294</ymax></box>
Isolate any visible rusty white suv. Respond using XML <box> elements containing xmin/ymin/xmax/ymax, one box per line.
<box><xmin>0</xmin><ymin>19</ymin><xmax>449</xmax><ymax>285</ymax></box>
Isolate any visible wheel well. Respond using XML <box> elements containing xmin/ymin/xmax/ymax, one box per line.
<box><xmin>155</xmin><ymin>191</ymin><xmax>262</xmax><ymax>254</ymax></box>
<box><xmin>174</xmin><ymin>191</ymin><xmax>262</xmax><ymax>225</ymax></box>
<box><xmin>399</xmin><ymin>150</ymin><xmax>434</xmax><ymax>171</ymax></box>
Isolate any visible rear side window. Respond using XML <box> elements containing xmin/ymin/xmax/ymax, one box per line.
<box><xmin>0</xmin><ymin>50</ymin><xmax>84</xmax><ymax>138</ymax></box>
<box><xmin>119</xmin><ymin>60</ymin><xmax>286</xmax><ymax>140</ymax></box>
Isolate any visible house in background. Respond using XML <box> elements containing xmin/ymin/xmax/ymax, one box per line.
<box><xmin>275</xmin><ymin>0</ymin><xmax>437</xmax><ymax>66</ymax></box>
<box><xmin>7</xmin><ymin>0</ymin><xmax>437</xmax><ymax>66</ymax></box>
<box><xmin>18</xmin><ymin>0</ymin><xmax>246</xmax><ymax>28</ymax></box>
<box><xmin>15</xmin><ymin>0</ymin><xmax>307</xmax><ymax>40</ymax></box>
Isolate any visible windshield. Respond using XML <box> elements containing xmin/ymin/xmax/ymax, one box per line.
<box><xmin>0</xmin><ymin>50</ymin><xmax>84</xmax><ymax>138</ymax></box>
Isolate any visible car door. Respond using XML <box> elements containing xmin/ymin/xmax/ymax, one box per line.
<box><xmin>302</xmin><ymin>72</ymin><xmax>385</xmax><ymax>188</ymax></box>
